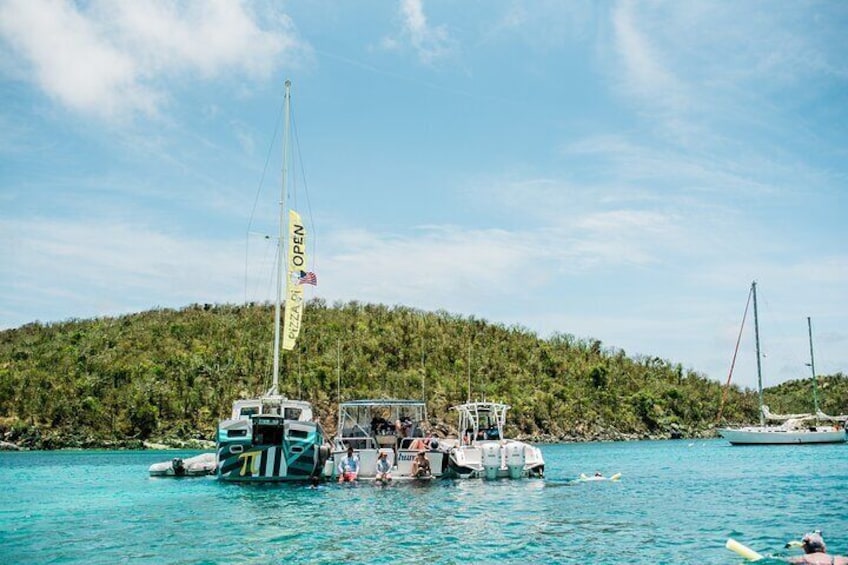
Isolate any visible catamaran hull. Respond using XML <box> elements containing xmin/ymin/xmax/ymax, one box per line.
<box><xmin>216</xmin><ymin>442</ymin><xmax>326</xmax><ymax>481</ymax></box>
<box><xmin>718</xmin><ymin>427</ymin><xmax>846</xmax><ymax>445</ymax></box>
<box><xmin>216</xmin><ymin>418</ymin><xmax>329</xmax><ymax>482</ymax></box>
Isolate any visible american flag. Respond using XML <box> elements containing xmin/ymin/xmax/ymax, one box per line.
<box><xmin>297</xmin><ymin>271</ymin><xmax>318</xmax><ymax>286</ymax></box>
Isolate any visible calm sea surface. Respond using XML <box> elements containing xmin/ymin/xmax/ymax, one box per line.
<box><xmin>1</xmin><ymin>440</ymin><xmax>845</xmax><ymax>564</ymax></box>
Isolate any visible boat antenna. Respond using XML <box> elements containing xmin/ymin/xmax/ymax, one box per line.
<box><xmin>751</xmin><ymin>281</ymin><xmax>764</xmax><ymax>426</ymax></box>
<box><xmin>271</xmin><ymin>79</ymin><xmax>292</xmax><ymax>396</ymax></box>
<box><xmin>336</xmin><ymin>338</ymin><xmax>341</xmax><ymax>405</ymax></box>
<box><xmin>467</xmin><ymin>341</ymin><xmax>472</xmax><ymax>402</ymax></box>
<box><xmin>420</xmin><ymin>344</ymin><xmax>425</xmax><ymax>402</ymax></box>
<box><xmin>807</xmin><ymin>316</ymin><xmax>820</xmax><ymax>415</ymax></box>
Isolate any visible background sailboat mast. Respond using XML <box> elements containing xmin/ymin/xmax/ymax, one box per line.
<box><xmin>807</xmin><ymin>316</ymin><xmax>820</xmax><ymax>415</ymax></box>
<box><xmin>271</xmin><ymin>79</ymin><xmax>292</xmax><ymax>395</ymax></box>
<box><xmin>752</xmin><ymin>281</ymin><xmax>765</xmax><ymax>426</ymax></box>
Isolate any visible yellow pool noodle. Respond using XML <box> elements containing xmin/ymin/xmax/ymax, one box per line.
<box><xmin>726</xmin><ymin>538</ymin><xmax>763</xmax><ymax>561</ymax></box>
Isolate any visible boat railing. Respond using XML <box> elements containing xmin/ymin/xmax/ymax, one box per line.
<box><xmin>336</xmin><ymin>430</ymin><xmax>377</xmax><ymax>450</ymax></box>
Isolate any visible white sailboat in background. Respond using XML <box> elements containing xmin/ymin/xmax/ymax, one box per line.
<box><xmin>718</xmin><ymin>282</ymin><xmax>846</xmax><ymax>445</ymax></box>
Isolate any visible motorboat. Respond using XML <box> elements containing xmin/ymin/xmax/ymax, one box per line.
<box><xmin>326</xmin><ymin>399</ymin><xmax>448</xmax><ymax>480</ymax></box>
<box><xmin>441</xmin><ymin>401</ymin><xmax>544</xmax><ymax>479</ymax></box>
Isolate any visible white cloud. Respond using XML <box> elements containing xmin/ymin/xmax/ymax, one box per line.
<box><xmin>383</xmin><ymin>0</ymin><xmax>454</xmax><ymax>65</ymax></box>
<box><xmin>0</xmin><ymin>0</ymin><xmax>305</xmax><ymax>121</ymax></box>
<box><xmin>1</xmin><ymin>217</ymin><xmax>246</xmax><ymax>325</ymax></box>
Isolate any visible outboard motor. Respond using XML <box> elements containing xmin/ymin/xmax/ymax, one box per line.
<box><xmin>505</xmin><ymin>443</ymin><xmax>526</xmax><ymax>479</ymax></box>
<box><xmin>171</xmin><ymin>457</ymin><xmax>186</xmax><ymax>477</ymax></box>
<box><xmin>481</xmin><ymin>443</ymin><xmax>501</xmax><ymax>480</ymax></box>
<box><xmin>316</xmin><ymin>445</ymin><xmax>332</xmax><ymax>477</ymax></box>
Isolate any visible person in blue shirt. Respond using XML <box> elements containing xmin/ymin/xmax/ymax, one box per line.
<box><xmin>337</xmin><ymin>446</ymin><xmax>360</xmax><ymax>483</ymax></box>
<box><xmin>375</xmin><ymin>451</ymin><xmax>392</xmax><ymax>483</ymax></box>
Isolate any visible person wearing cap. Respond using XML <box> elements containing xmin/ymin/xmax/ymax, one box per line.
<box><xmin>337</xmin><ymin>445</ymin><xmax>360</xmax><ymax>483</ymax></box>
<box><xmin>375</xmin><ymin>451</ymin><xmax>392</xmax><ymax>483</ymax></box>
<box><xmin>411</xmin><ymin>450</ymin><xmax>431</xmax><ymax>478</ymax></box>
<box><xmin>787</xmin><ymin>531</ymin><xmax>848</xmax><ymax>564</ymax></box>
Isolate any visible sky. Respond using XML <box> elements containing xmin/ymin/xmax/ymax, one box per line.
<box><xmin>1</xmin><ymin>0</ymin><xmax>847</xmax><ymax>391</ymax></box>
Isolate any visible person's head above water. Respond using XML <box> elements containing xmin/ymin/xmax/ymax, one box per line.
<box><xmin>802</xmin><ymin>532</ymin><xmax>826</xmax><ymax>554</ymax></box>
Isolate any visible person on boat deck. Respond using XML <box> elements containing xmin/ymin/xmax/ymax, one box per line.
<box><xmin>409</xmin><ymin>429</ymin><xmax>433</xmax><ymax>451</ymax></box>
<box><xmin>375</xmin><ymin>452</ymin><xmax>392</xmax><ymax>482</ymax></box>
<box><xmin>337</xmin><ymin>446</ymin><xmax>360</xmax><ymax>483</ymax></box>
<box><xmin>787</xmin><ymin>531</ymin><xmax>848</xmax><ymax>565</ymax></box>
<box><xmin>411</xmin><ymin>451</ymin><xmax>431</xmax><ymax>478</ymax></box>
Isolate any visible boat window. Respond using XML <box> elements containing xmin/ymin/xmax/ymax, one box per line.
<box><xmin>240</xmin><ymin>407</ymin><xmax>259</xmax><ymax>418</ymax></box>
<box><xmin>227</xmin><ymin>429</ymin><xmax>248</xmax><ymax>437</ymax></box>
<box><xmin>284</xmin><ymin>407</ymin><xmax>302</xmax><ymax>420</ymax></box>
<box><xmin>287</xmin><ymin>428</ymin><xmax>309</xmax><ymax>439</ymax></box>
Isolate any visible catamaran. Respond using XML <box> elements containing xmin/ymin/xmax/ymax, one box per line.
<box><xmin>440</xmin><ymin>401</ymin><xmax>545</xmax><ymax>479</ymax></box>
<box><xmin>326</xmin><ymin>399</ymin><xmax>448</xmax><ymax>480</ymax></box>
<box><xmin>215</xmin><ymin>80</ymin><xmax>330</xmax><ymax>480</ymax></box>
<box><xmin>717</xmin><ymin>283</ymin><xmax>846</xmax><ymax>445</ymax></box>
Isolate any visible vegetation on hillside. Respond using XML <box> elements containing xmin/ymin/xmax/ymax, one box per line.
<box><xmin>1</xmin><ymin>301</ymin><xmax>844</xmax><ymax>449</ymax></box>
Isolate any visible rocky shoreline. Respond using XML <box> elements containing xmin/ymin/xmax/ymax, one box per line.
<box><xmin>1</xmin><ymin>421</ymin><xmax>718</xmax><ymax>451</ymax></box>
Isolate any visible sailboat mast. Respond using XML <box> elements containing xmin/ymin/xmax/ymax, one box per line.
<box><xmin>807</xmin><ymin>316</ymin><xmax>820</xmax><ymax>415</ymax></box>
<box><xmin>271</xmin><ymin>79</ymin><xmax>292</xmax><ymax>395</ymax></box>
<box><xmin>751</xmin><ymin>281</ymin><xmax>764</xmax><ymax>426</ymax></box>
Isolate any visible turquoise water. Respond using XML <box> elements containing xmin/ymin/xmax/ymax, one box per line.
<box><xmin>1</xmin><ymin>440</ymin><xmax>845</xmax><ymax>564</ymax></box>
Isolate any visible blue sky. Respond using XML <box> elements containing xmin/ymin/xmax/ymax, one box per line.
<box><xmin>1</xmin><ymin>1</ymin><xmax>846</xmax><ymax>391</ymax></box>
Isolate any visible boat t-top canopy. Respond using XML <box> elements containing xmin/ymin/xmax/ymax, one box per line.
<box><xmin>452</xmin><ymin>402</ymin><xmax>510</xmax><ymax>442</ymax></box>
<box><xmin>335</xmin><ymin>399</ymin><xmax>428</xmax><ymax>448</ymax></box>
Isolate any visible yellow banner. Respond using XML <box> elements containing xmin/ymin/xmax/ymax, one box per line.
<box><xmin>287</xmin><ymin>210</ymin><xmax>306</xmax><ymax>274</ymax></box>
<box><xmin>282</xmin><ymin>284</ymin><xmax>303</xmax><ymax>351</ymax></box>
<box><xmin>282</xmin><ymin>210</ymin><xmax>306</xmax><ymax>351</ymax></box>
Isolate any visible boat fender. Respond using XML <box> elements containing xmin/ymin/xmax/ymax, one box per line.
<box><xmin>171</xmin><ymin>458</ymin><xmax>186</xmax><ymax>477</ymax></box>
<box><xmin>318</xmin><ymin>445</ymin><xmax>331</xmax><ymax>466</ymax></box>
<box><xmin>429</xmin><ymin>439</ymin><xmax>439</xmax><ymax>451</ymax></box>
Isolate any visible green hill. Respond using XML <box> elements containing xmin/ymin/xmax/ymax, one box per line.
<box><xmin>1</xmin><ymin>300</ymin><xmax>844</xmax><ymax>449</ymax></box>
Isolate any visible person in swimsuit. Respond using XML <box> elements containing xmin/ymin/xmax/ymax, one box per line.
<box><xmin>411</xmin><ymin>450</ymin><xmax>431</xmax><ymax>478</ymax></box>
<box><xmin>787</xmin><ymin>531</ymin><xmax>848</xmax><ymax>565</ymax></box>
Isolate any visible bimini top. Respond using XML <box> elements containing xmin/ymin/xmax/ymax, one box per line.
<box><xmin>335</xmin><ymin>399</ymin><xmax>429</xmax><ymax>446</ymax></box>
<box><xmin>339</xmin><ymin>399</ymin><xmax>427</xmax><ymax>408</ymax></box>
<box><xmin>452</xmin><ymin>401</ymin><xmax>511</xmax><ymax>412</ymax></box>
<box><xmin>230</xmin><ymin>396</ymin><xmax>313</xmax><ymax>422</ymax></box>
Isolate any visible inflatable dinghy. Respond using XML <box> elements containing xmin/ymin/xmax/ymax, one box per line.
<box><xmin>149</xmin><ymin>453</ymin><xmax>216</xmax><ymax>477</ymax></box>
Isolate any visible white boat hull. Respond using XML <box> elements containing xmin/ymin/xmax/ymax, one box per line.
<box><xmin>447</xmin><ymin>440</ymin><xmax>545</xmax><ymax>479</ymax></box>
<box><xmin>327</xmin><ymin>447</ymin><xmax>447</xmax><ymax>480</ymax></box>
<box><xmin>718</xmin><ymin>426</ymin><xmax>846</xmax><ymax>445</ymax></box>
